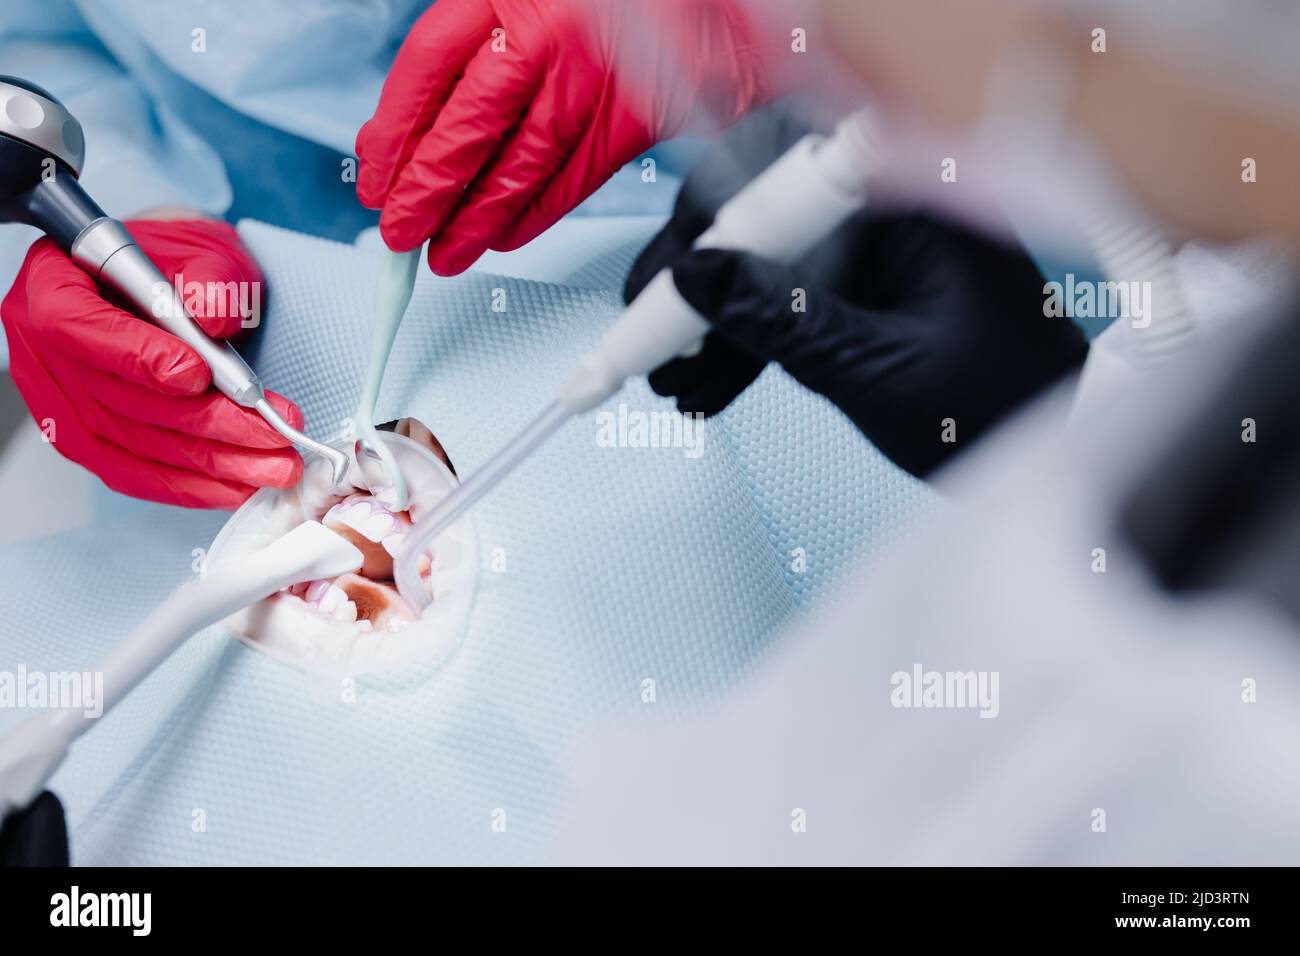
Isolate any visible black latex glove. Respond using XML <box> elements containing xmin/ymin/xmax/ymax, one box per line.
<box><xmin>625</xmin><ymin>105</ymin><xmax>1089</xmax><ymax>478</ymax></box>
<box><xmin>0</xmin><ymin>791</ymin><xmax>69</xmax><ymax>866</ymax></box>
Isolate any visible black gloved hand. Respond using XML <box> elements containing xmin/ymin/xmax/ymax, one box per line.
<box><xmin>625</xmin><ymin>105</ymin><xmax>1089</xmax><ymax>478</ymax></box>
<box><xmin>0</xmin><ymin>791</ymin><xmax>70</xmax><ymax>866</ymax></box>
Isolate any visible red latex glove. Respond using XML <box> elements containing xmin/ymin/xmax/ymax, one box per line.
<box><xmin>1</xmin><ymin>219</ymin><xmax>304</xmax><ymax>510</ymax></box>
<box><xmin>356</xmin><ymin>0</ymin><xmax>769</xmax><ymax>275</ymax></box>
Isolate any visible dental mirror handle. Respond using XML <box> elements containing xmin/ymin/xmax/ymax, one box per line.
<box><xmin>0</xmin><ymin>522</ymin><xmax>363</xmax><ymax>819</ymax></box>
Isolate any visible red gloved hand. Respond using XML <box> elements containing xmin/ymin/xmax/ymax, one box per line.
<box><xmin>1</xmin><ymin>219</ymin><xmax>304</xmax><ymax>510</ymax></box>
<box><xmin>356</xmin><ymin>0</ymin><xmax>769</xmax><ymax>275</ymax></box>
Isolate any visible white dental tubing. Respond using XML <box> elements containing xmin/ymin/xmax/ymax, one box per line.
<box><xmin>1069</xmin><ymin>218</ymin><xmax>1197</xmax><ymax>419</ymax></box>
<box><xmin>557</xmin><ymin>109</ymin><xmax>882</xmax><ymax>412</ymax></box>
<box><xmin>1083</xmin><ymin>217</ymin><xmax>1194</xmax><ymax>360</ymax></box>
<box><xmin>394</xmin><ymin>110</ymin><xmax>883</xmax><ymax>612</ymax></box>
<box><xmin>0</xmin><ymin>522</ymin><xmax>362</xmax><ymax>819</ymax></box>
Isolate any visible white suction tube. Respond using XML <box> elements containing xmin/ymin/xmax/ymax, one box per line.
<box><xmin>1070</xmin><ymin>218</ymin><xmax>1197</xmax><ymax>418</ymax></box>
<box><xmin>395</xmin><ymin>110</ymin><xmax>883</xmax><ymax>612</ymax></box>
<box><xmin>556</xmin><ymin>109</ymin><xmax>883</xmax><ymax>413</ymax></box>
<box><xmin>0</xmin><ymin>522</ymin><xmax>362</xmax><ymax>819</ymax></box>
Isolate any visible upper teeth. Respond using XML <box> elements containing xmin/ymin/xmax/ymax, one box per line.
<box><xmin>323</xmin><ymin>493</ymin><xmax>412</xmax><ymax>554</ymax></box>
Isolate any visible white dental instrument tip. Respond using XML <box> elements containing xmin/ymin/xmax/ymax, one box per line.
<box><xmin>355</xmin><ymin>433</ymin><xmax>409</xmax><ymax>511</ymax></box>
<box><xmin>255</xmin><ymin>397</ymin><xmax>351</xmax><ymax>487</ymax></box>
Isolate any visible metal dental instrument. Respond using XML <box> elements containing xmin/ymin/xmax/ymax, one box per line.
<box><xmin>354</xmin><ymin>247</ymin><xmax>423</xmax><ymax>511</ymax></box>
<box><xmin>0</xmin><ymin>75</ymin><xmax>350</xmax><ymax>486</ymax></box>
<box><xmin>392</xmin><ymin>110</ymin><xmax>883</xmax><ymax>612</ymax></box>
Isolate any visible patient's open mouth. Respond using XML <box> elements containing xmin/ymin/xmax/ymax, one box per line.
<box><xmin>207</xmin><ymin>398</ymin><xmax>474</xmax><ymax>676</ymax></box>
<box><xmin>276</xmin><ymin>418</ymin><xmax>447</xmax><ymax>632</ymax></box>
<box><xmin>282</xmin><ymin>493</ymin><xmax>427</xmax><ymax>631</ymax></box>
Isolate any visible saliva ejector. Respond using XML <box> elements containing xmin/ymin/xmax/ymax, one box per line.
<box><xmin>393</xmin><ymin>110</ymin><xmax>883</xmax><ymax>611</ymax></box>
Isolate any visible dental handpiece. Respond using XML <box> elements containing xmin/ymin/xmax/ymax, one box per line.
<box><xmin>0</xmin><ymin>75</ymin><xmax>350</xmax><ymax>486</ymax></box>
<box><xmin>69</xmin><ymin>219</ymin><xmax>350</xmax><ymax>486</ymax></box>
<box><xmin>393</xmin><ymin>109</ymin><xmax>883</xmax><ymax>612</ymax></box>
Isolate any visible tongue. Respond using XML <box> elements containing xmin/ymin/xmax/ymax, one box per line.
<box><xmin>332</xmin><ymin>573</ymin><xmax>417</xmax><ymax>628</ymax></box>
<box><xmin>327</xmin><ymin>524</ymin><xmax>397</xmax><ymax>580</ymax></box>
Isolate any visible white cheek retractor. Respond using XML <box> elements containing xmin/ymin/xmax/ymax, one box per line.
<box><xmin>0</xmin><ymin>521</ymin><xmax>362</xmax><ymax>821</ymax></box>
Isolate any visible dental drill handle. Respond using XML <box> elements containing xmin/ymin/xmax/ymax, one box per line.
<box><xmin>1</xmin><ymin>77</ymin><xmax>260</xmax><ymax>406</ymax></box>
<box><xmin>0</xmin><ymin>79</ymin><xmax>352</xmax><ymax>483</ymax></box>
<box><xmin>0</xmin><ymin>522</ymin><xmax>363</xmax><ymax>819</ymax></box>
<box><xmin>556</xmin><ymin>110</ymin><xmax>881</xmax><ymax>413</ymax></box>
<box><xmin>71</xmin><ymin>217</ymin><xmax>264</xmax><ymax>407</ymax></box>
<box><xmin>10</xmin><ymin>155</ymin><xmax>261</xmax><ymax>405</ymax></box>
